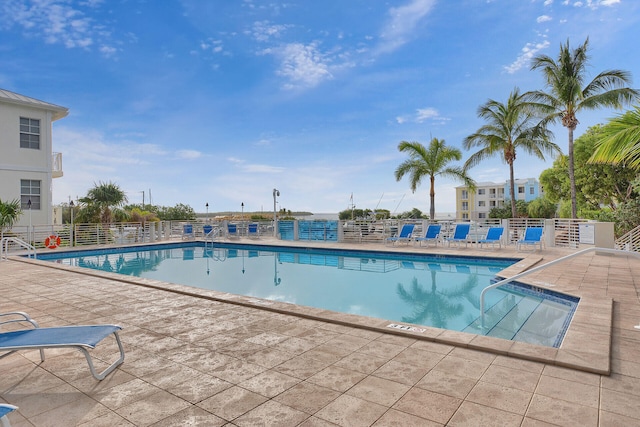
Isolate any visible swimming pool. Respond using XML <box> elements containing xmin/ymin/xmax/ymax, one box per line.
<box><xmin>38</xmin><ymin>242</ymin><xmax>578</xmax><ymax>347</ymax></box>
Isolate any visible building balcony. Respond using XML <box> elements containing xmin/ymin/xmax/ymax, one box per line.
<box><xmin>52</xmin><ymin>152</ymin><xmax>63</xmax><ymax>178</ymax></box>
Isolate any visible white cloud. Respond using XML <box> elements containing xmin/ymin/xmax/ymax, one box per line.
<box><xmin>397</xmin><ymin>107</ymin><xmax>449</xmax><ymax>124</ymax></box>
<box><xmin>270</xmin><ymin>42</ymin><xmax>333</xmax><ymax>90</ymax></box>
<box><xmin>248</xmin><ymin>20</ymin><xmax>290</xmax><ymax>42</ymax></box>
<box><xmin>176</xmin><ymin>150</ymin><xmax>203</xmax><ymax>160</ymax></box>
<box><xmin>504</xmin><ymin>39</ymin><xmax>550</xmax><ymax>74</ymax></box>
<box><xmin>0</xmin><ymin>0</ymin><xmax>116</xmax><ymax>57</ymax></box>
<box><xmin>537</xmin><ymin>15</ymin><xmax>552</xmax><ymax>23</ymax></box>
<box><xmin>377</xmin><ymin>0</ymin><xmax>437</xmax><ymax>54</ymax></box>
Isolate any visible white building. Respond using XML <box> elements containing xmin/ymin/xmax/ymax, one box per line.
<box><xmin>456</xmin><ymin>178</ymin><xmax>543</xmax><ymax>220</ymax></box>
<box><xmin>0</xmin><ymin>89</ymin><xmax>68</xmax><ymax>227</ymax></box>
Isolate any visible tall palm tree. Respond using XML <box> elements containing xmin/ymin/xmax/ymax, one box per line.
<box><xmin>528</xmin><ymin>38</ymin><xmax>639</xmax><ymax>218</ymax></box>
<box><xmin>590</xmin><ymin>106</ymin><xmax>640</xmax><ymax>170</ymax></box>
<box><xmin>464</xmin><ymin>88</ymin><xmax>560</xmax><ymax>218</ymax></box>
<box><xmin>395</xmin><ymin>138</ymin><xmax>475</xmax><ymax>220</ymax></box>
<box><xmin>78</xmin><ymin>181</ymin><xmax>128</xmax><ymax>224</ymax></box>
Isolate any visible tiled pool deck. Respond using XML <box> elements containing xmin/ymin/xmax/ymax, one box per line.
<box><xmin>1</xmin><ymin>239</ymin><xmax>639</xmax><ymax>426</ymax></box>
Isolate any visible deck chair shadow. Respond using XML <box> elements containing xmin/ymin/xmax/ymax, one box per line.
<box><xmin>0</xmin><ymin>404</ymin><xmax>18</xmax><ymax>427</ymax></box>
<box><xmin>0</xmin><ymin>312</ymin><xmax>124</xmax><ymax>381</ymax></box>
<box><xmin>227</xmin><ymin>223</ymin><xmax>240</xmax><ymax>239</ymax></box>
<box><xmin>445</xmin><ymin>223</ymin><xmax>471</xmax><ymax>248</ymax></box>
<box><xmin>477</xmin><ymin>227</ymin><xmax>504</xmax><ymax>249</ymax></box>
<box><xmin>415</xmin><ymin>224</ymin><xmax>441</xmax><ymax>247</ymax></box>
<box><xmin>517</xmin><ymin>227</ymin><xmax>544</xmax><ymax>251</ymax></box>
<box><xmin>385</xmin><ymin>224</ymin><xmax>415</xmax><ymax>245</ymax></box>
<box><xmin>247</xmin><ymin>223</ymin><xmax>260</xmax><ymax>239</ymax></box>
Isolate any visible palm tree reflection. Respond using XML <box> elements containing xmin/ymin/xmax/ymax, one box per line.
<box><xmin>396</xmin><ymin>269</ymin><xmax>479</xmax><ymax>329</ymax></box>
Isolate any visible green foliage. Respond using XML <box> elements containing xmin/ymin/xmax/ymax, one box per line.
<box><xmin>612</xmin><ymin>199</ymin><xmax>640</xmax><ymax>237</ymax></box>
<box><xmin>0</xmin><ymin>199</ymin><xmax>22</xmax><ymax>233</ymax></box>
<box><xmin>539</xmin><ymin>125</ymin><xmax>639</xmax><ymax>213</ymax></box>
<box><xmin>591</xmin><ymin>105</ymin><xmax>640</xmax><ymax>170</ymax></box>
<box><xmin>155</xmin><ymin>203</ymin><xmax>196</xmax><ymax>221</ymax></box>
<box><xmin>527</xmin><ymin>197</ymin><xmax>557</xmax><ymax>218</ymax></box>
<box><xmin>77</xmin><ymin>181</ymin><xmax>128</xmax><ymax>224</ymax></box>
<box><xmin>397</xmin><ymin>208</ymin><xmax>425</xmax><ymax>219</ymax></box>
<box><xmin>339</xmin><ymin>208</ymin><xmax>391</xmax><ymax>220</ymax></box>
<box><xmin>129</xmin><ymin>207</ymin><xmax>160</xmax><ymax>223</ymax></box>
<box><xmin>489</xmin><ymin>200</ymin><xmax>529</xmax><ymax>219</ymax></box>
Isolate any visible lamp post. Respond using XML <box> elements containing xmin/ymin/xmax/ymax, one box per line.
<box><xmin>69</xmin><ymin>200</ymin><xmax>74</xmax><ymax>247</ymax></box>
<box><xmin>205</xmin><ymin>202</ymin><xmax>209</xmax><ymax>222</ymax></box>
<box><xmin>27</xmin><ymin>199</ymin><xmax>32</xmax><ymax>246</ymax></box>
<box><xmin>273</xmin><ymin>189</ymin><xmax>279</xmax><ymax>237</ymax></box>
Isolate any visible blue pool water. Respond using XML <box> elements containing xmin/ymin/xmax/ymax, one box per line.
<box><xmin>38</xmin><ymin>243</ymin><xmax>578</xmax><ymax>347</ymax></box>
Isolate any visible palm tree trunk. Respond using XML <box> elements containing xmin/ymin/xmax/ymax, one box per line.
<box><xmin>568</xmin><ymin>128</ymin><xmax>577</xmax><ymax>218</ymax></box>
<box><xmin>509</xmin><ymin>162</ymin><xmax>517</xmax><ymax>218</ymax></box>
<box><xmin>429</xmin><ymin>175</ymin><xmax>436</xmax><ymax>220</ymax></box>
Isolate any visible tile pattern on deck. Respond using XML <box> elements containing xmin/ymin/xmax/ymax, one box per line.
<box><xmin>0</xmin><ymin>241</ymin><xmax>639</xmax><ymax>426</ymax></box>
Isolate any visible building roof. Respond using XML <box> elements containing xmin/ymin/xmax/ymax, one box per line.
<box><xmin>0</xmin><ymin>88</ymin><xmax>68</xmax><ymax>121</ymax></box>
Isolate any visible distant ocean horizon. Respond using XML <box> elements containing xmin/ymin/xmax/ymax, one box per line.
<box><xmin>301</xmin><ymin>212</ymin><xmax>457</xmax><ymax>221</ymax></box>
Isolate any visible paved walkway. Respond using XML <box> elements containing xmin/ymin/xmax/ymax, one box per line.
<box><xmin>1</xmin><ymin>241</ymin><xmax>639</xmax><ymax>426</ymax></box>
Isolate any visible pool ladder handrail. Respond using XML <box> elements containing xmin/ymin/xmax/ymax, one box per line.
<box><xmin>480</xmin><ymin>247</ymin><xmax>640</xmax><ymax>332</ymax></box>
<box><xmin>204</xmin><ymin>226</ymin><xmax>223</xmax><ymax>248</ymax></box>
<box><xmin>0</xmin><ymin>237</ymin><xmax>37</xmax><ymax>261</ymax></box>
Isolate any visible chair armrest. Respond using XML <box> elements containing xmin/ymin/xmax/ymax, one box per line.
<box><xmin>0</xmin><ymin>312</ymin><xmax>40</xmax><ymax>329</ymax></box>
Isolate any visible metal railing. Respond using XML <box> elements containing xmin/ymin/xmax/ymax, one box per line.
<box><xmin>479</xmin><ymin>247</ymin><xmax>640</xmax><ymax>331</ymax></box>
<box><xmin>616</xmin><ymin>224</ymin><xmax>640</xmax><ymax>252</ymax></box>
<box><xmin>1</xmin><ymin>237</ymin><xmax>36</xmax><ymax>260</ymax></box>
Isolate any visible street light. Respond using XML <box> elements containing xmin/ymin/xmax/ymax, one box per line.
<box><xmin>241</xmin><ymin>202</ymin><xmax>244</xmax><ymax>219</ymax></box>
<box><xmin>27</xmin><ymin>199</ymin><xmax>32</xmax><ymax>245</ymax></box>
<box><xmin>69</xmin><ymin>200</ymin><xmax>74</xmax><ymax>247</ymax></box>
<box><xmin>205</xmin><ymin>202</ymin><xmax>209</xmax><ymax>222</ymax></box>
<box><xmin>273</xmin><ymin>189</ymin><xmax>279</xmax><ymax>237</ymax></box>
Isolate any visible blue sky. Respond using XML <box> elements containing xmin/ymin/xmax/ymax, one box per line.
<box><xmin>2</xmin><ymin>0</ymin><xmax>638</xmax><ymax>216</ymax></box>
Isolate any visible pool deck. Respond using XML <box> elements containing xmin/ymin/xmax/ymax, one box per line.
<box><xmin>1</xmin><ymin>238</ymin><xmax>639</xmax><ymax>426</ymax></box>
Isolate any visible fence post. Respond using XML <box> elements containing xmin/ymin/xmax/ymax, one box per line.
<box><xmin>545</xmin><ymin>219</ymin><xmax>555</xmax><ymax>248</ymax></box>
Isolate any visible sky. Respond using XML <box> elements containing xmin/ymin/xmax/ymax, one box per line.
<box><xmin>1</xmin><ymin>0</ymin><xmax>638</xmax><ymax>216</ymax></box>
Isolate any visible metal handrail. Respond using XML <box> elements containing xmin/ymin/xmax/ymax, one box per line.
<box><xmin>480</xmin><ymin>247</ymin><xmax>640</xmax><ymax>331</ymax></box>
<box><xmin>0</xmin><ymin>237</ymin><xmax>37</xmax><ymax>261</ymax></box>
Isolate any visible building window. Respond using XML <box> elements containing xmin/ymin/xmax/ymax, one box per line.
<box><xmin>478</xmin><ymin>201</ymin><xmax>486</xmax><ymax>207</ymax></box>
<box><xmin>478</xmin><ymin>213</ymin><xmax>486</xmax><ymax>219</ymax></box>
<box><xmin>462</xmin><ymin>201</ymin><xmax>468</xmax><ymax>211</ymax></box>
<box><xmin>490</xmin><ymin>200</ymin><xmax>496</xmax><ymax>207</ymax></box>
<box><xmin>461</xmin><ymin>190</ymin><xmax>468</xmax><ymax>199</ymax></box>
<box><xmin>530</xmin><ymin>187</ymin><xmax>535</xmax><ymax>195</ymax></box>
<box><xmin>20</xmin><ymin>117</ymin><xmax>40</xmax><ymax>149</ymax></box>
<box><xmin>21</xmin><ymin>180</ymin><xmax>41</xmax><ymax>210</ymax></box>
<box><xmin>478</xmin><ymin>189</ymin><xmax>485</xmax><ymax>195</ymax></box>
<box><xmin>462</xmin><ymin>213</ymin><xmax>469</xmax><ymax>219</ymax></box>
<box><xmin>518</xmin><ymin>186</ymin><xmax>525</xmax><ymax>194</ymax></box>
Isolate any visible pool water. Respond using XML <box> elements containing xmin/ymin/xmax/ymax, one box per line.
<box><xmin>39</xmin><ymin>243</ymin><xmax>578</xmax><ymax>347</ymax></box>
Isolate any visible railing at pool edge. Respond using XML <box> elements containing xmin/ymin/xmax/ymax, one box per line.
<box><xmin>1</xmin><ymin>237</ymin><xmax>36</xmax><ymax>261</ymax></box>
<box><xmin>479</xmin><ymin>247</ymin><xmax>640</xmax><ymax>333</ymax></box>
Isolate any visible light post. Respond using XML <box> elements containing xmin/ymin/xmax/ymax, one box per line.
<box><xmin>205</xmin><ymin>202</ymin><xmax>209</xmax><ymax>222</ymax></box>
<box><xmin>27</xmin><ymin>199</ymin><xmax>32</xmax><ymax>246</ymax></box>
<box><xmin>69</xmin><ymin>200</ymin><xmax>74</xmax><ymax>247</ymax></box>
<box><xmin>241</xmin><ymin>202</ymin><xmax>244</xmax><ymax>219</ymax></box>
<box><xmin>272</xmin><ymin>189</ymin><xmax>279</xmax><ymax>237</ymax></box>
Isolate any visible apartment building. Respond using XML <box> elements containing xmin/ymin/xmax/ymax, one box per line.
<box><xmin>0</xmin><ymin>89</ymin><xmax>68</xmax><ymax>227</ymax></box>
<box><xmin>456</xmin><ymin>178</ymin><xmax>542</xmax><ymax>220</ymax></box>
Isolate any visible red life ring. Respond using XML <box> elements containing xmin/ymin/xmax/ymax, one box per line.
<box><xmin>45</xmin><ymin>234</ymin><xmax>61</xmax><ymax>249</ymax></box>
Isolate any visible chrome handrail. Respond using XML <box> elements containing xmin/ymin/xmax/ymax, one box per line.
<box><xmin>480</xmin><ymin>247</ymin><xmax>640</xmax><ymax>331</ymax></box>
<box><xmin>0</xmin><ymin>237</ymin><xmax>37</xmax><ymax>261</ymax></box>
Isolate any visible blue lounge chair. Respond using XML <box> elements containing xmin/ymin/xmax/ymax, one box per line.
<box><xmin>0</xmin><ymin>312</ymin><xmax>124</xmax><ymax>381</ymax></box>
<box><xmin>517</xmin><ymin>227</ymin><xmax>544</xmax><ymax>251</ymax></box>
<box><xmin>415</xmin><ymin>224</ymin><xmax>441</xmax><ymax>247</ymax></box>
<box><xmin>385</xmin><ymin>224</ymin><xmax>415</xmax><ymax>245</ymax></box>
<box><xmin>182</xmin><ymin>224</ymin><xmax>194</xmax><ymax>240</ymax></box>
<box><xmin>0</xmin><ymin>404</ymin><xmax>18</xmax><ymax>427</ymax></box>
<box><xmin>445</xmin><ymin>223</ymin><xmax>471</xmax><ymax>248</ymax></box>
<box><xmin>227</xmin><ymin>223</ymin><xmax>239</xmax><ymax>239</ymax></box>
<box><xmin>477</xmin><ymin>227</ymin><xmax>504</xmax><ymax>248</ymax></box>
<box><xmin>203</xmin><ymin>224</ymin><xmax>213</xmax><ymax>236</ymax></box>
<box><xmin>247</xmin><ymin>223</ymin><xmax>259</xmax><ymax>239</ymax></box>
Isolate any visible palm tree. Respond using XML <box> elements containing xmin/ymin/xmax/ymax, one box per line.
<box><xmin>590</xmin><ymin>106</ymin><xmax>640</xmax><ymax>170</ymax></box>
<box><xmin>464</xmin><ymin>88</ymin><xmax>560</xmax><ymax>218</ymax></box>
<box><xmin>77</xmin><ymin>181</ymin><xmax>128</xmax><ymax>224</ymax></box>
<box><xmin>528</xmin><ymin>38</ymin><xmax>639</xmax><ymax>218</ymax></box>
<box><xmin>0</xmin><ymin>198</ymin><xmax>22</xmax><ymax>239</ymax></box>
<box><xmin>395</xmin><ymin>138</ymin><xmax>475</xmax><ymax>220</ymax></box>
